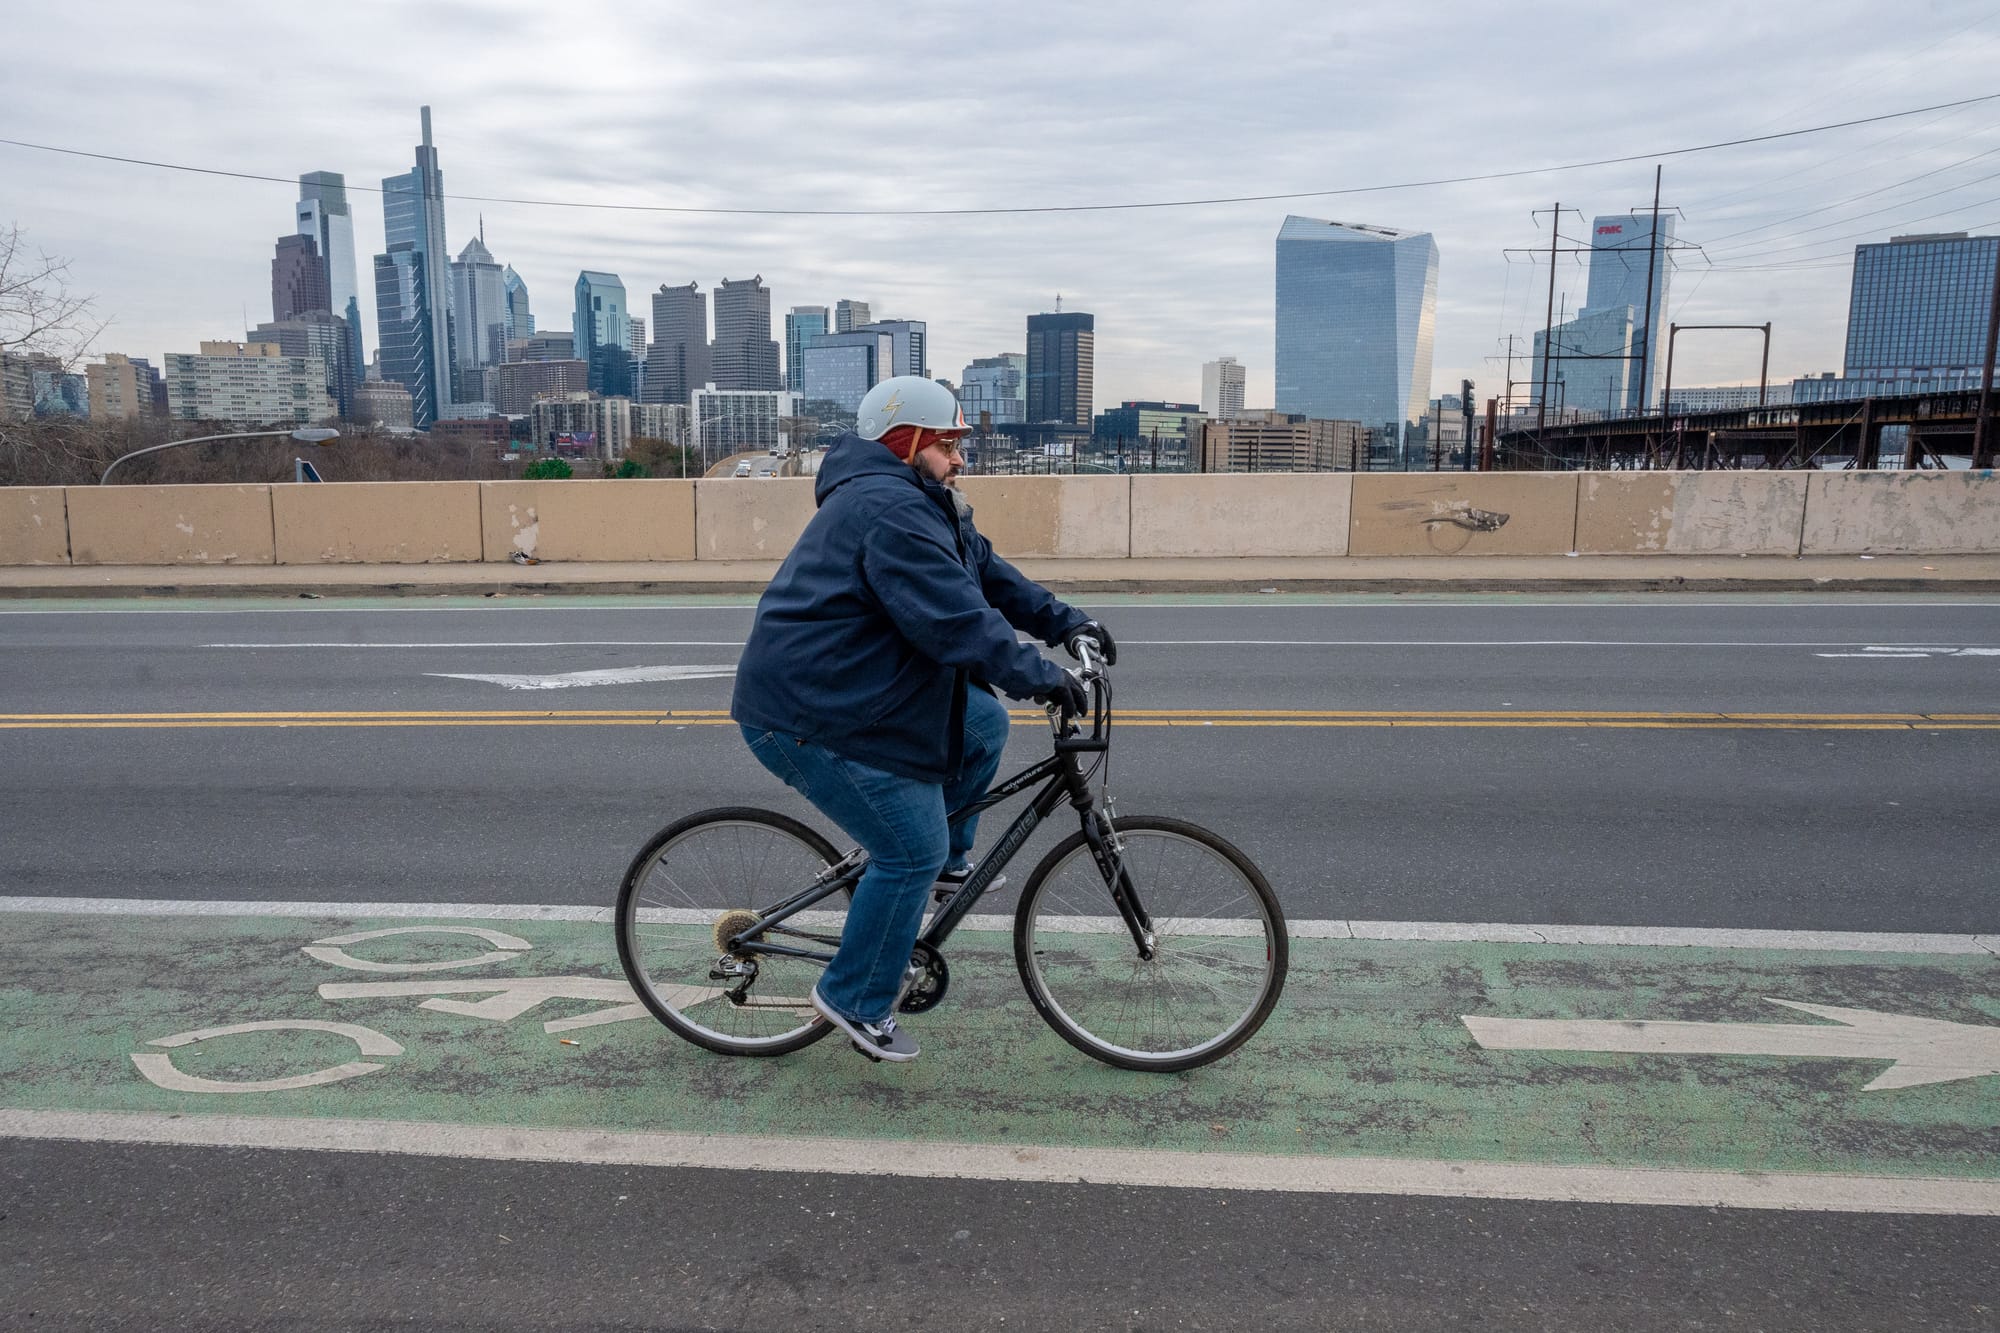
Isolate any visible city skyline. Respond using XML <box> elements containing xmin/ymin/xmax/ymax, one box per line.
<box><xmin>6</xmin><ymin>2</ymin><xmax>2000</xmax><ymax>414</ymax></box>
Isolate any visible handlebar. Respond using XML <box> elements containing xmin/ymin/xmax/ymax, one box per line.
<box><xmin>1048</xmin><ymin>634</ymin><xmax>1110</xmax><ymax>744</ymax></box>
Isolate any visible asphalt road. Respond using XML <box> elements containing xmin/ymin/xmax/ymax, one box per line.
<box><xmin>5</xmin><ymin>591</ymin><xmax>1998</xmax><ymax>1331</ymax></box>
<box><xmin>3</xmin><ymin>593</ymin><xmax>1996</xmax><ymax>931</ymax></box>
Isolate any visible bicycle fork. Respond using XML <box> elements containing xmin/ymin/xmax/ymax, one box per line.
<box><xmin>1076</xmin><ymin>799</ymin><xmax>1157</xmax><ymax>962</ymax></box>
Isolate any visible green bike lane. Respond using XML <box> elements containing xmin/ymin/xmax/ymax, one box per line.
<box><xmin>3</xmin><ymin>900</ymin><xmax>1998</xmax><ymax>1215</ymax></box>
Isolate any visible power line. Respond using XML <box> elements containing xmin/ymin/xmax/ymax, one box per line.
<box><xmin>4</xmin><ymin>93</ymin><xmax>2000</xmax><ymax>218</ymax></box>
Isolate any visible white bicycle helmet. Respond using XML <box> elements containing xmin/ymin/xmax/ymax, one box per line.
<box><xmin>856</xmin><ymin>376</ymin><xmax>967</xmax><ymax>443</ymax></box>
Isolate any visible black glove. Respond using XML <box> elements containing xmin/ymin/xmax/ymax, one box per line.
<box><xmin>1065</xmin><ymin>620</ymin><xmax>1117</xmax><ymax>666</ymax></box>
<box><xmin>1038</xmin><ymin>668</ymin><xmax>1090</xmax><ymax>718</ymax></box>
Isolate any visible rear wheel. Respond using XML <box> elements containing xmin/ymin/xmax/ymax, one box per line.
<box><xmin>1013</xmin><ymin>815</ymin><xmax>1287</xmax><ymax>1072</ymax></box>
<box><xmin>615</xmin><ymin>807</ymin><xmax>843</xmax><ymax>1057</ymax></box>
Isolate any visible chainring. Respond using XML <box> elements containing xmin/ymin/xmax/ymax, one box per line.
<box><xmin>896</xmin><ymin>940</ymin><xmax>950</xmax><ymax>1014</ymax></box>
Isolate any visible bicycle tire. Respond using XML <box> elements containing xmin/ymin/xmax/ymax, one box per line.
<box><xmin>1013</xmin><ymin>814</ymin><xmax>1288</xmax><ymax>1072</ymax></box>
<box><xmin>615</xmin><ymin>806</ymin><xmax>843</xmax><ymax>1057</ymax></box>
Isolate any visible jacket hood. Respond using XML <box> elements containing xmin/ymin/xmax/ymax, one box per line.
<box><xmin>815</xmin><ymin>431</ymin><xmax>918</xmax><ymax>506</ymax></box>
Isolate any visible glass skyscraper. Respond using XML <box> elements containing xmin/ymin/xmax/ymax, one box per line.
<box><xmin>1026</xmin><ymin>311</ymin><xmax>1094</xmax><ymax>427</ymax></box>
<box><xmin>450</xmin><ymin>232</ymin><xmax>508</xmax><ymax>406</ymax></box>
<box><xmin>785</xmin><ymin>306</ymin><xmax>828</xmax><ymax>393</ymax></box>
<box><xmin>377</xmin><ymin>109</ymin><xmax>452</xmax><ymax>425</ymax></box>
<box><xmin>374</xmin><ymin>247</ymin><xmax>435</xmax><ymax>426</ymax></box>
<box><xmin>1582</xmin><ymin>213</ymin><xmax>1674</xmax><ymax>414</ymax></box>
<box><xmin>1274</xmin><ymin>216</ymin><xmax>1437</xmax><ymax>461</ymax></box>
<box><xmin>503</xmin><ymin>267</ymin><xmax>534</xmax><ymax>341</ymax></box>
<box><xmin>1845</xmin><ymin>232</ymin><xmax>1999</xmax><ymax>385</ymax></box>
<box><xmin>573</xmin><ymin>271</ymin><xmax>632</xmax><ymax>398</ymax></box>
<box><xmin>297</xmin><ymin>171</ymin><xmax>363</xmax><ymax>400</ymax></box>
<box><xmin>799</xmin><ymin>329</ymin><xmax>893</xmax><ymax>426</ymax></box>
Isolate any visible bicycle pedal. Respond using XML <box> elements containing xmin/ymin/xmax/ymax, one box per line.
<box><xmin>850</xmin><ymin>1039</ymin><xmax>885</xmax><ymax>1064</ymax></box>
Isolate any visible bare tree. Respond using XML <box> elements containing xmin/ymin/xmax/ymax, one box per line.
<box><xmin>0</xmin><ymin>223</ymin><xmax>103</xmax><ymax>368</ymax></box>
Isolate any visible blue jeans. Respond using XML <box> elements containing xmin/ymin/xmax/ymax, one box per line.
<box><xmin>740</xmin><ymin>684</ymin><xmax>1011</xmax><ymax>1024</ymax></box>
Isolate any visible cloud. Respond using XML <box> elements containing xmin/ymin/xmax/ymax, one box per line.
<box><xmin>4</xmin><ymin>0</ymin><xmax>1998</xmax><ymax>412</ymax></box>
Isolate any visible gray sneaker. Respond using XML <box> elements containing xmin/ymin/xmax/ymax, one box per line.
<box><xmin>933</xmin><ymin>866</ymin><xmax>1005</xmax><ymax>903</ymax></box>
<box><xmin>812</xmin><ymin>986</ymin><xmax>919</xmax><ymax>1063</ymax></box>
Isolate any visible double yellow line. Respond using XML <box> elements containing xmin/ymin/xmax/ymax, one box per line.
<box><xmin>3</xmin><ymin>709</ymin><xmax>1997</xmax><ymax>731</ymax></box>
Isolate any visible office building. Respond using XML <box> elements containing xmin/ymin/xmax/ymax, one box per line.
<box><xmin>692</xmin><ymin>385</ymin><xmax>800</xmax><ymax>458</ymax></box>
<box><xmin>354</xmin><ymin>379</ymin><xmax>414</xmax><ymax>428</ymax></box>
<box><xmin>1582</xmin><ymin>213</ymin><xmax>1675</xmax><ymax>414</ymax></box>
<box><xmin>271</xmin><ymin>234</ymin><xmax>329</xmax><ymax>324</ymax></box>
<box><xmin>1842</xmin><ymin>232</ymin><xmax>2000</xmax><ymax>394</ymax></box>
<box><xmin>798</xmin><ymin>329</ymin><xmax>894</xmax><ymax>421</ymax></box>
<box><xmin>164</xmin><ymin>341</ymin><xmax>335</xmax><ymax>425</ymax></box>
<box><xmin>644</xmin><ymin>281</ymin><xmax>710</xmax><ymax>404</ymax></box>
<box><xmin>450</xmin><ymin>231</ymin><xmax>509</xmax><ymax>404</ymax></box>
<box><xmin>1026</xmin><ymin>311</ymin><xmax>1094</xmax><ymax>427</ymax></box>
<box><xmin>1201</xmin><ymin>356</ymin><xmax>1247</xmax><ymax>419</ymax></box>
<box><xmin>1667</xmin><ymin>383</ymin><xmax>1794</xmax><ymax>412</ymax></box>
<box><xmin>1424</xmin><ymin>394</ymin><xmax>1471</xmax><ymax>468</ymax></box>
<box><xmin>1</xmin><ymin>353</ymin><xmax>38</xmax><ymax>420</ymax></box>
<box><xmin>490</xmin><ymin>359</ymin><xmax>588</xmax><ymax>414</ymax></box>
<box><xmin>631</xmin><ymin>401</ymin><xmax>691</xmax><ymax>446</ymax></box>
<box><xmin>373</xmin><ymin>246</ymin><xmax>436</xmax><ymax>426</ymax></box>
<box><xmin>1532</xmin><ymin>305</ymin><xmax>1634</xmax><ymax>423</ymax></box>
<box><xmin>87</xmin><ymin>353</ymin><xmax>166</xmax><ymax>421</ymax></box>
<box><xmin>572</xmin><ymin>271</ymin><xmax>632</xmax><ymax>398</ymax></box>
<box><xmin>503</xmin><ymin>266</ymin><xmax>534</xmax><ymax>340</ymax></box>
<box><xmin>249</xmin><ymin>312</ymin><xmax>357</xmax><ymax>418</ymax></box>
<box><xmin>378</xmin><ymin>107</ymin><xmax>453</xmax><ymax>424</ymax></box>
<box><xmin>1274</xmin><ymin>216</ymin><xmax>1437</xmax><ymax>461</ymax></box>
<box><xmin>960</xmin><ymin>353</ymin><xmax>1027</xmax><ymax>427</ymax></box>
<box><xmin>834</xmin><ymin>299</ymin><xmax>873</xmax><ymax>333</ymax></box>
<box><xmin>32</xmin><ymin>368</ymin><xmax>88</xmax><ymax>417</ymax></box>
<box><xmin>860</xmin><ymin>319</ymin><xmax>927</xmax><ymax>379</ymax></box>
<box><xmin>712</xmin><ymin>276</ymin><xmax>781</xmax><ymax>390</ymax></box>
<box><xmin>1092</xmin><ymin>402</ymin><xmax>1208</xmax><ymax>469</ymax></box>
<box><xmin>1197</xmin><ymin>410</ymin><xmax>1365</xmax><ymax>472</ymax></box>
<box><xmin>785</xmin><ymin>306</ymin><xmax>829</xmax><ymax>392</ymax></box>
<box><xmin>297</xmin><ymin>171</ymin><xmax>364</xmax><ymax>388</ymax></box>
<box><xmin>530</xmin><ymin>391</ymin><xmax>631</xmax><ymax>460</ymax></box>
<box><xmin>513</xmin><ymin>331</ymin><xmax>577</xmax><ymax>363</ymax></box>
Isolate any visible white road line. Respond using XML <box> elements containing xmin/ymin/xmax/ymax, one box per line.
<box><xmin>3</xmin><ymin>1109</ymin><xmax>1995</xmax><ymax>1215</ymax></box>
<box><xmin>5</xmin><ymin>599</ymin><xmax>1999</xmax><ymax>617</ymax></box>
<box><xmin>182</xmin><ymin>639</ymin><xmax>2000</xmax><ymax>650</ymax></box>
<box><xmin>3</xmin><ymin>897</ymin><xmax>1993</xmax><ymax>954</ymax></box>
<box><xmin>426</xmin><ymin>665</ymin><xmax>736</xmax><ymax>690</ymax></box>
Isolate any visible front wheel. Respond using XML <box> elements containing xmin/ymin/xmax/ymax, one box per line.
<box><xmin>1013</xmin><ymin>815</ymin><xmax>1288</xmax><ymax>1072</ymax></box>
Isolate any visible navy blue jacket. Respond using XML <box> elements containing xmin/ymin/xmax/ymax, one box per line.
<box><xmin>731</xmin><ymin>433</ymin><xmax>1088</xmax><ymax>784</ymax></box>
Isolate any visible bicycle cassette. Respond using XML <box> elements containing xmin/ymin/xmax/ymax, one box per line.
<box><xmin>712</xmin><ymin>908</ymin><xmax>761</xmax><ymax>956</ymax></box>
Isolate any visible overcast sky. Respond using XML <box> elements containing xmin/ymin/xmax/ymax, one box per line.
<box><xmin>6</xmin><ymin>1</ymin><xmax>1999</xmax><ymax>410</ymax></box>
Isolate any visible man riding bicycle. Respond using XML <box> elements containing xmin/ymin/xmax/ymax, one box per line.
<box><xmin>731</xmin><ymin>375</ymin><xmax>1114</xmax><ymax>1063</ymax></box>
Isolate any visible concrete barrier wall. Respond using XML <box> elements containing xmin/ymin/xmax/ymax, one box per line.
<box><xmin>1350</xmin><ymin>474</ymin><xmax>1580</xmax><ymax>555</ymax></box>
<box><xmin>958</xmin><ymin>475</ymin><xmax>1131</xmax><ymax>558</ymax></box>
<box><xmin>0</xmin><ymin>487</ymin><xmax>70</xmax><ymax>564</ymax></box>
<box><xmin>481</xmin><ymin>480</ymin><xmax>695</xmax><ymax>562</ymax></box>
<box><xmin>67</xmin><ymin>484</ymin><xmax>275</xmax><ymax>565</ymax></box>
<box><xmin>273</xmin><ymin>481</ymin><xmax>482</xmax><ymax>564</ymax></box>
<box><xmin>9</xmin><ymin>471</ymin><xmax>1997</xmax><ymax>566</ymax></box>
<box><xmin>1131</xmin><ymin>473</ymin><xmax>1351</xmax><ymax>557</ymax></box>
<box><xmin>1801</xmin><ymin>471</ymin><xmax>2000</xmax><ymax>554</ymax></box>
<box><xmin>1576</xmin><ymin>472</ymin><xmax>1808</xmax><ymax>555</ymax></box>
<box><xmin>694</xmin><ymin>478</ymin><xmax>817</xmax><ymax>561</ymax></box>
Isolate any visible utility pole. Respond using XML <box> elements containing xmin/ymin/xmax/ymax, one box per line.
<box><xmin>1636</xmin><ymin>166</ymin><xmax>1662</xmax><ymax>419</ymax></box>
<box><xmin>1537</xmin><ymin>203</ymin><xmax>1562</xmax><ymax>443</ymax></box>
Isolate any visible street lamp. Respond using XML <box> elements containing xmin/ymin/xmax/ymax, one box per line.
<box><xmin>100</xmin><ymin>427</ymin><xmax>340</xmax><ymax>485</ymax></box>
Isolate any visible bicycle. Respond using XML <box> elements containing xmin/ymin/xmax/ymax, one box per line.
<box><xmin>613</xmin><ymin>640</ymin><xmax>1289</xmax><ymax>1072</ymax></box>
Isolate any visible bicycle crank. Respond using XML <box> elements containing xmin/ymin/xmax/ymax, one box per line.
<box><xmin>895</xmin><ymin>940</ymin><xmax>950</xmax><ymax>1014</ymax></box>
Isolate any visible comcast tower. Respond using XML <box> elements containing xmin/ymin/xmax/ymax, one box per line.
<box><xmin>1274</xmin><ymin>216</ymin><xmax>1438</xmax><ymax>465</ymax></box>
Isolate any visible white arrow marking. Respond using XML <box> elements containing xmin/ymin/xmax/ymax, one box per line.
<box><xmin>427</xmin><ymin>664</ymin><xmax>737</xmax><ymax>691</ymax></box>
<box><xmin>318</xmin><ymin>976</ymin><xmax>815</xmax><ymax>1033</ymax></box>
<box><xmin>1814</xmin><ymin>646</ymin><xmax>2000</xmax><ymax>659</ymax></box>
<box><xmin>1462</xmin><ymin>998</ymin><xmax>2000</xmax><ymax>1091</ymax></box>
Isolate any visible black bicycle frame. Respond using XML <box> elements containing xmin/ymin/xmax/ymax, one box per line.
<box><xmin>725</xmin><ymin>709</ymin><xmax>1157</xmax><ymax>964</ymax></box>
